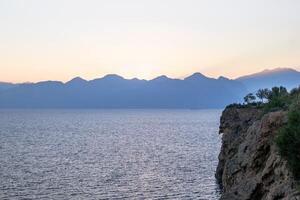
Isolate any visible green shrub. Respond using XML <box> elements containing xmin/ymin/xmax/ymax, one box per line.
<box><xmin>276</xmin><ymin>102</ymin><xmax>300</xmax><ymax>180</ymax></box>
<box><xmin>264</xmin><ymin>86</ymin><xmax>289</xmax><ymax>112</ymax></box>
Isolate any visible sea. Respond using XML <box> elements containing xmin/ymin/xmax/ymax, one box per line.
<box><xmin>0</xmin><ymin>109</ymin><xmax>222</xmax><ymax>199</ymax></box>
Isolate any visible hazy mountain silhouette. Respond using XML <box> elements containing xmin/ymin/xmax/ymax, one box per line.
<box><xmin>236</xmin><ymin>68</ymin><xmax>300</xmax><ymax>92</ymax></box>
<box><xmin>0</xmin><ymin>73</ymin><xmax>245</xmax><ymax>108</ymax></box>
<box><xmin>0</xmin><ymin>82</ymin><xmax>16</xmax><ymax>91</ymax></box>
<box><xmin>1</xmin><ymin>68</ymin><xmax>299</xmax><ymax>108</ymax></box>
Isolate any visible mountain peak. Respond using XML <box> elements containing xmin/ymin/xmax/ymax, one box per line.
<box><xmin>184</xmin><ymin>72</ymin><xmax>207</xmax><ymax>80</ymax></box>
<box><xmin>237</xmin><ymin>67</ymin><xmax>300</xmax><ymax>81</ymax></box>
<box><xmin>102</xmin><ymin>74</ymin><xmax>124</xmax><ymax>80</ymax></box>
<box><xmin>67</xmin><ymin>77</ymin><xmax>87</xmax><ymax>84</ymax></box>
<box><xmin>236</xmin><ymin>67</ymin><xmax>300</xmax><ymax>91</ymax></box>
<box><xmin>260</xmin><ymin>67</ymin><xmax>297</xmax><ymax>74</ymax></box>
<box><xmin>218</xmin><ymin>76</ymin><xmax>230</xmax><ymax>81</ymax></box>
<box><xmin>151</xmin><ymin>75</ymin><xmax>170</xmax><ymax>81</ymax></box>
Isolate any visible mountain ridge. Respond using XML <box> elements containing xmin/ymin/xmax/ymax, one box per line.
<box><xmin>2</xmin><ymin>67</ymin><xmax>299</xmax><ymax>85</ymax></box>
<box><xmin>0</xmin><ymin>72</ymin><xmax>244</xmax><ymax>108</ymax></box>
<box><xmin>236</xmin><ymin>67</ymin><xmax>300</xmax><ymax>91</ymax></box>
<box><xmin>0</xmin><ymin>67</ymin><xmax>299</xmax><ymax>108</ymax></box>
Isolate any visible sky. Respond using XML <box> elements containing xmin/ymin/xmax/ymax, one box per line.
<box><xmin>1</xmin><ymin>0</ymin><xmax>300</xmax><ymax>83</ymax></box>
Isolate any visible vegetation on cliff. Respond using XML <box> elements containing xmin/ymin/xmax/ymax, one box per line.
<box><xmin>276</xmin><ymin>88</ymin><xmax>300</xmax><ymax>182</ymax></box>
<box><xmin>236</xmin><ymin>86</ymin><xmax>300</xmax><ymax>182</ymax></box>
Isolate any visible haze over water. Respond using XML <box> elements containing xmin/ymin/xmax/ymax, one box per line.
<box><xmin>0</xmin><ymin>109</ymin><xmax>221</xmax><ymax>199</ymax></box>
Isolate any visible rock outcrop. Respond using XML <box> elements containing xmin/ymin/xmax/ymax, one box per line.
<box><xmin>216</xmin><ymin>106</ymin><xmax>300</xmax><ymax>200</ymax></box>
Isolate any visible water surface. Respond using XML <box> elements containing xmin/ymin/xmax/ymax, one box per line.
<box><xmin>0</xmin><ymin>109</ymin><xmax>222</xmax><ymax>199</ymax></box>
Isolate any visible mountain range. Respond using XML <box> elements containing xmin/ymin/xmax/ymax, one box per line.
<box><xmin>236</xmin><ymin>68</ymin><xmax>300</xmax><ymax>91</ymax></box>
<box><xmin>0</xmin><ymin>68</ymin><xmax>299</xmax><ymax>108</ymax></box>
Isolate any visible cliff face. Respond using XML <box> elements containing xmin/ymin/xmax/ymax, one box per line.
<box><xmin>216</xmin><ymin>107</ymin><xmax>300</xmax><ymax>200</ymax></box>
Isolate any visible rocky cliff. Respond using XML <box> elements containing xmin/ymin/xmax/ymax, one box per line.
<box><xmin>216</xmin><ymin>106</ymin><xmax>300</xmax><ymax>200</ymax></box>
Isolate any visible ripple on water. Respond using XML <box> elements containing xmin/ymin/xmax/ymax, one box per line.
<box><xmin>0</xmin><ymin>109</ymin><xmax>222</xmax><ymax>199</ymax></box>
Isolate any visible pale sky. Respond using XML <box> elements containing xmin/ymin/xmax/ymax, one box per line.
<box><xmin>1</xmin><ymin>0</ymin><xmax>300</xmax><ymax>83</ymax></box>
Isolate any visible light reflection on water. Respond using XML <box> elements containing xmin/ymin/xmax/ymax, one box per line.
<box><xmin>0</xmin><ymin>109</ymin><xmax>222</xmax><ymax>199</ymax></box>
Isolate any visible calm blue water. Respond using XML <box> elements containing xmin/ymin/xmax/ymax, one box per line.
<box><xmin>0</xmin><ymin>109</ymin><xmax>222</xmax><ymax>199</ymax></box>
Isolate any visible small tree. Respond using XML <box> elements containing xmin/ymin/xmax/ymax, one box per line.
<box><xmin>264</xmin><ymin>86</ymin><xmax>289</xmax><ymax>112</ymax></box>
<box><xmin>256</xmin><ymin>88</ymin><xmax>271</xmax><ymax>103</ymax></box>
<box><xmin>290</xmin><ymin>86</ymin><xmax>300</xmax><ymax>96</ymax></box>
<box><xmin>268</xmin><ymin>86</ymin><xmax>288</xmax><ymax>100</ymax></box>
<box><xmin>244</xmin><ymin>93</ymin><xmax>256</xmax><ymax>104</ymax></box>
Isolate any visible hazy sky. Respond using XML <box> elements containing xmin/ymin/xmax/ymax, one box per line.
<box><xmin>1</xmin><ymin>0</ymin><xmax>300</xmax><ymax>83</ymax></box>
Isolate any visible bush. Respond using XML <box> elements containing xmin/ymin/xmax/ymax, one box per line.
<box><xmin>225</xmin><ymin>103</ymin><xmax>244</xmax><ymax>108</ymax></box>
<box><xmin>276</xmin><ymin>102</ymin><xmax>300</xmax><ymax>180</ymax></box>
<box><xmin>264</xmin><ymin>86</ymin><xmax>289</xmax><ymax>112</ymax></box>
<box><xmin>225</xmin><ymin>102</ymin><xmax>263</xmax><ymax>109</ymax></box>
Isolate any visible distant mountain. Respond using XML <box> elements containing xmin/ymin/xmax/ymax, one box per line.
<box><xmin>0</xmin><ymin>82</ymin><xmax>16</xmax><ymax>91</ymax></box>
<box><xmin>0</xmin><ymin>73</ymin><xmax>245</xmax><ymax>108</ymax></box>
<box><xmin>1</xmin><ymin>68</ymin><xmax>299</xmax><ymax>108</ymax></box>
<box><xmin>236</xmin><ymin>68</ymin><xmax>300</xmax><ymax>92</ymax></box>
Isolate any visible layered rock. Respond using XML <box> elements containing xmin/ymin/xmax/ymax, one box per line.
<box><xmin>216</xmin><ymin>106</ymin><xmax>300</xmax><ymax>200</ymax></box>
